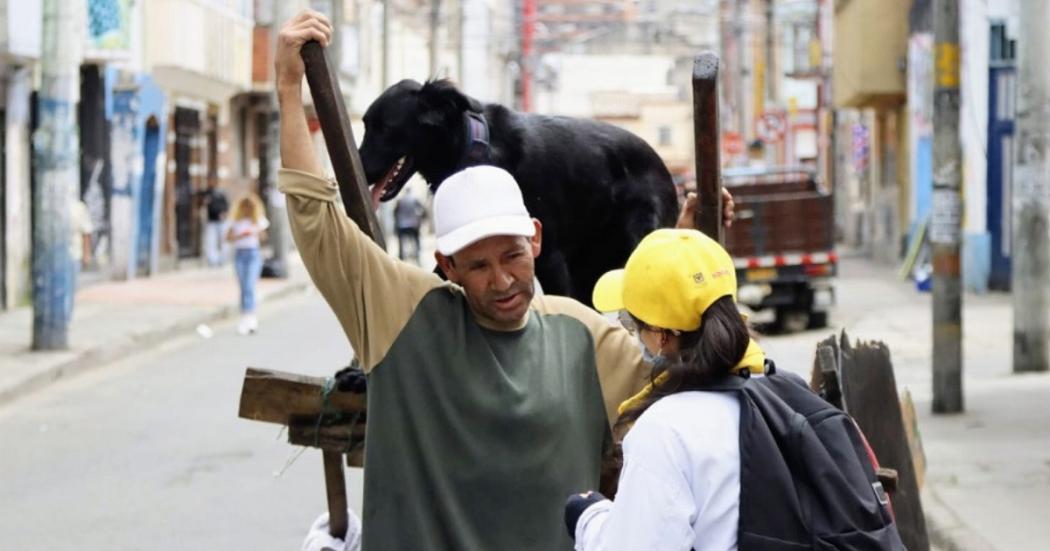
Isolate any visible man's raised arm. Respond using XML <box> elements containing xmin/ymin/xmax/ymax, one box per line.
<box><xmin>274</xmin><ymin>11</ymin><xmax>441</xmax><ymax>372</ymax></box>
<box><xmin>277</xmin><ymin>11</ymin><xmax>328</xmax><ymax>175</ymax></box>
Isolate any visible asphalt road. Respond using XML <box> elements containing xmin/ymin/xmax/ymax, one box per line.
<box><xmin>0</xmin><ymin>289</ymin><xmax>363</xmax><ymax>550</ymax></box>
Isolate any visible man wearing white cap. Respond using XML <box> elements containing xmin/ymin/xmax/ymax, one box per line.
<box><xmin>276</xmin><ymin>12</ymin><xmax>653</xmax><ymax>551</ymax></box>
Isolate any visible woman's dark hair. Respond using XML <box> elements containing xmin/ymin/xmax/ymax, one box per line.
<box><xmin>617</xmin><ymin>296</ymin><xmax>751</xmax><ymax>428</ymax></box>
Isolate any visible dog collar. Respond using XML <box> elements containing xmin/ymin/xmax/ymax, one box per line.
<box><xmin>459</xmin><ymin>111</ymin><xmax>492</xmax><ymax>168</ymax></box>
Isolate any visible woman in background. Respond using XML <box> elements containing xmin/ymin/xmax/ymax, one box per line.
<box><xmin>227</xmin><ymin>194</ymin><xmax>269</xmax><ymax>335</ymax></box>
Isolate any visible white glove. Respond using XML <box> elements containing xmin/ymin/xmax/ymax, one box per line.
<box><xmin>301</xmin><ymin>510</ymin><xmax>362</xmax><ymax>551</ymax></box>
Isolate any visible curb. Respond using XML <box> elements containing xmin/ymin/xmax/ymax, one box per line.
<box><xmin>0</xmin><ymin>280</ymin><xmax>310</xmax><ymax>408</ymax></box>
<box><xmin>922</xmin><ymin>487</ymin><xmax>998</xmax><ymax>551</ymax></box>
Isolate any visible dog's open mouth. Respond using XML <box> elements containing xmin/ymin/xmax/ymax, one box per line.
<box><xmin>370</xmin><ymin>156</ymin><xmax>415</xmax><ymax>209</ymax></box>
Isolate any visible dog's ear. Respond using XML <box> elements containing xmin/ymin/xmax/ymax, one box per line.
<box><xmin>418</xmin><ymin>79</ymin><xmax>481</xmax><ymax>128</ymax></box>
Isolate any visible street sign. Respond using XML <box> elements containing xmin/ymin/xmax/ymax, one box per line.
<box><xmin>722</xmin><ymin>131</ymin><xmax>744</xmax><ymax>157</ymax></box>
<box><xmin>756</xmin><ymin>111</ymin><xmax>787</xmax><ymax>143</ymax></box>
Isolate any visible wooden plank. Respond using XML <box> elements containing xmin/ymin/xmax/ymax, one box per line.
<box><xmin>809</xmin><ymin>334</ymin><xmax>843</xmax><ymax>409</ymax></box>
<box><xmin>238</xmin><ymin>368</ymin><xmax>366</xmax><ymax>425</ymax></box>
<box><xmin>300</xmin><ymin>41</ymin><xmax>386</xmax><ymax>248</ymax></box>
<box><xmin>288</xmin><ymin>417</ymin><xmax>367</xmax><ymax>452</ymax></box>
<box><xmin>839</xmin><ymin>337</ymin><xmax>930</xmax><ymax>551</ymax></box>
<box><xmin>692</xmin><ymin>52</ymin><xmax>724</xmax><ymax>243</ymax></box>
<box><xmin>323</xmin><ymin>451</ymin><xmax>349</xmax><ymax>538</ymax></box>
<box><xmin>900</xmin><ymin>389</ymin><xmax>927</xmax><ymax>490</ymax></box>
<box><xmin>298</xmin><ymin>38</ymin><xmax>375</xmax><ymax>471</ymax></box>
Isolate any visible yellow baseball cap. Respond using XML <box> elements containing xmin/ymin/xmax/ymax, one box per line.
<box><xmin>592</xmin><ymin>228</ymin><xmax>737</xmax><ymax>331</ymax></box>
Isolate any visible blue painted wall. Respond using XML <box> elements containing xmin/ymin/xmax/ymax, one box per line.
<box><xmin>105</xmin><ymin>68</ymin><xmax>166</xmax><ymax>278</ymax></box>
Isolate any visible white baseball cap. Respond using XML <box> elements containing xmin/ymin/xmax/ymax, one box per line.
<box><xmin>433</xmin><ymin>165</ymin><xmax>536</xmax><ymax>256</ymax></box>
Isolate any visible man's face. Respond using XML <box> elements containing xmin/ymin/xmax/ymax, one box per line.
<box><xmin>436</xmin><ymin>221</ymin><xmax>542</xmax><ymax>330</ymax></box>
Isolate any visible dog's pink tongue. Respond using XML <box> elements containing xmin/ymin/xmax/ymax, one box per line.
<box><xmin>370</xmin><ymin>163</ymin><xmax>398</xmax><ymax>210</ymax></box>
<box><xmin>370</xmin><ymin>181</ymin><xmax>386</xmax><ymax>211</ymax></box>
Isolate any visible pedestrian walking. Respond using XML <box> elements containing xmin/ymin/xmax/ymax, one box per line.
<box><xmin>394</xmin><ymin>191</ymin><xmax>425</xmax><ymax>263</ymax></box>
<box><xmin>67</xmin><ymin>199</ymin><xmax>94</xmax><ymax>319</ymax></box>
<box><xmin>564</xmin><ymin>229</ymin><xmax>904</xmax><ymax>550</ymax></box>
<box><xmin>199</xmin><ymin>182</ymin><xmax>230</xmax><ymax>266</ymax></box>
<box><xmin>227</xmin><ymin>193</ymin><xmax>268</xmax><ymax>335</ymax></box>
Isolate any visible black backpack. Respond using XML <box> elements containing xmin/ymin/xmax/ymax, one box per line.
<box><xmin>206</xmin><ymin>190</ymin><xmax>229</xmax><ymax>220</ymax></box>
<box><xmin>708</xmin><ymin>362</ymin><xmax>905</xmax><ymax>550</ymax></box>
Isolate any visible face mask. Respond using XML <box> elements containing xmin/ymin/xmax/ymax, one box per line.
<box><xmin>636</xmin><ymin>333</ymin><xmax>667</xmax><ymax>367</ymax></box>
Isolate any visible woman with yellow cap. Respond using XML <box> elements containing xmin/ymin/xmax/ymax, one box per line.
<box><xmin>563</xmin><ymin>227</ymin><xmax>766</xmax><ymax>551</ymax></box>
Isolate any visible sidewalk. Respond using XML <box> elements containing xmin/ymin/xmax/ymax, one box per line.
<box><xmin>761</xmin><ymin>253</ymin><xmax>1050</xmax><ymax>551</ymax></box>
<box><xmin>0</xmin><ymin>255</ymin><xmax>310</xmax><ymax>407</ymax></box>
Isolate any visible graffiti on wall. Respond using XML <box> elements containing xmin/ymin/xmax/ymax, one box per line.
<box><xmin>82</xmin><ymin>158</ymin><xmax>110</xmax><ymax>267</ymax></box>
<box><xmin>87</xmin><ymin>0</ymin><xmax>131</xmax><ymax>55</ymax></box>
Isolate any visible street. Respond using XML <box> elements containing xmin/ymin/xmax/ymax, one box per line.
<box><xmin>0</xmin><ymin>290</ymin><xmax>363</xmax><ymax>550</ymax></box>
<box><xmin>2</xmin><ymin>1</ymin><xmax>1049</xmax><ymax>549</ymax></box>
<box><xmin>2</xmin><ymin>255</ymin><xmax>1048</xmax><ymax>550</ymax></box>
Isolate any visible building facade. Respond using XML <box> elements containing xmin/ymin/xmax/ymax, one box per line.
<box><xmin>0</xmin><ymin>0</ymin><xmax>529</xmax><ymax>310</ymax></box>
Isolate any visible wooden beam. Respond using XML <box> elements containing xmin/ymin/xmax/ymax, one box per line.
<box><xmin>323</xmin><ymin>451</ymin><xmax>350</xmax><ymax>539</ymax></box>
<box><xmin>288</xmin><ymin>415</ymin><xmax>367</xmax><ymax>461</ymax></box>
<box><xmin>238</xmin><ymin>368</ymin><xmax>366</xmax><ymax>425</ymax></box>
<box><xmin>300</xmin><ymin>41</ymin><xmax>387</xmax><ymax>248</ymax></box>
<box><xmin>692</xmin><ymin>52</ymin><xmax>724</xmax><ymax>243</ymax></box>
<box><xmin>838</xmin><ymin>335</ymin><xmax>930</xmax><ymax>551</ymax></box>
<box><xmin>239</xmin><ymin>367</ymin><xmax>368</xmax><ymax>536</ymax></box>
<box><xmin>900</xmin><ymin>389</ymin><xmax>927</xmax><ymax>490</ymax></box>
<box><xmin>241</xmin><ymin>42</ymin><xmax>377</xmax><ymax>539</ymax></box>
<box><xmin>810</xmin><ymin>335</ymin><xmax>843</xmax><ymax>409</ymax></box>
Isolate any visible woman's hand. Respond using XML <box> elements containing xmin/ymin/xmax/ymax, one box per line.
<box><xmin>564</xmin><ymin>490</ymin><xmax>608</xmax><ymax>540</ymax></box>
<box><xmin>675</xmin><ymin>188</ymin><xmax>736</xmax><ymax>231</ymax></box>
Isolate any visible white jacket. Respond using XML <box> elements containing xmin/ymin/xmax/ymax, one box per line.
<box><xmin>575</xmin><ymin>391</ymin><xmax>741</xmax><ymax>551</ymax></box>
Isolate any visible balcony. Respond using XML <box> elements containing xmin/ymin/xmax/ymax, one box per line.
<box><xmin>144</xmin><ymin>0</ymin><xmax>253</xmax><ymax>102</ymax></box>
<box><xmin>832</xmin><ymin>0</ymin><xmax>909</xmax><ymax>108</ymax></box>
<box><xmin>0</xmin><ymin>1</ymin><xmax>41</xmax><ymax>61</ymax></box>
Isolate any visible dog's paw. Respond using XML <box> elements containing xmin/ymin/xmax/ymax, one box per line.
<box><xmin>334</xmin><ymin>359</ymin><xmax>367</xmax><ymax>393</ymax></box>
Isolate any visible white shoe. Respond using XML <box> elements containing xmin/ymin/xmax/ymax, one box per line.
<box><xmin>237</xmin><ymin>315</ymin><xmax>253</xmax><ymax>335</ymax></box>
<box><xmin>247</xmin><ymin>314</ymin><xmax>258</xmax><ymax>333</ymax></box>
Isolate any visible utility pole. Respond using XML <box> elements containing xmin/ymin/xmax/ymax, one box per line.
<box><xmin>32</xmin><ymin>0</ymin><xmax>84</xmax><ymax>350</ymax></box>
<box><xmin>1012</xmin><ymin>0</ymin><xmax>1050</xmax><ymax>373</ymax></box>
<box><xmin>765</xmin><ymin>0</ymin><xmax>775</xmax><ymax>104</ymax></box>
<box><xmin>456</xmin><ymin>0</ymin><xmax>465</xmax><ymax>84</ymax></box>
<box><xmin>265</xmin><ymin>0</ymin><xmax>305</xmax><ymax>279</ymax></box>
<box><xmin>382</xmin><ymin>0</ymin><xmax>391</xmax><ymax>88</ymax></box>
<box><xmin>429</xmin><ymin>0</ymin><xmax>442</xmax><ymax>77</ymax></box>
<box><xmin>331</xmin><ymin>0</ymin><xmax>344</xmax><ymax>76</ymax></box>
<box><xmin>816</xmin><ymin>0</ymin><xmax>834</xmax><ymax>191</ymax></box>
<box><xmin>930</xmin><ymin>0</ymin><xmax>963</xmax><ymax>412</ymax></box>
<box><xmin>734</xmin><ymin>0</ymin><xmax>746</xmax><ymax>138</ymax></box>
<box><xmin>521</xmin><ymin>0</ymin><xmax>536</xmax><ymax>111</ymax></box>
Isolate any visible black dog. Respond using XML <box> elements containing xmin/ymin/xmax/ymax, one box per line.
<box><xmin>359</xmin><ymin>79</ymin><xmax>678</xmax><ymax>301</ymax></box>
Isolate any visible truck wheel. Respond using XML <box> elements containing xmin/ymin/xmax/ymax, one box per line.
<box><xmin>776</xmin><ymin>308</ymin><xmax>810</xmax><ymax>333</ymax></box>
<box><xmin>808</xmin><ymin>311</ymin><xmax>829</xmax><ymax>329</ymax></box>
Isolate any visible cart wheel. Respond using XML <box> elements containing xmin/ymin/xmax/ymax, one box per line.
<box><xmin>776</xmin><ymin>308</ymin><xmax>810</xmax><ymax>333</ymax></box>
